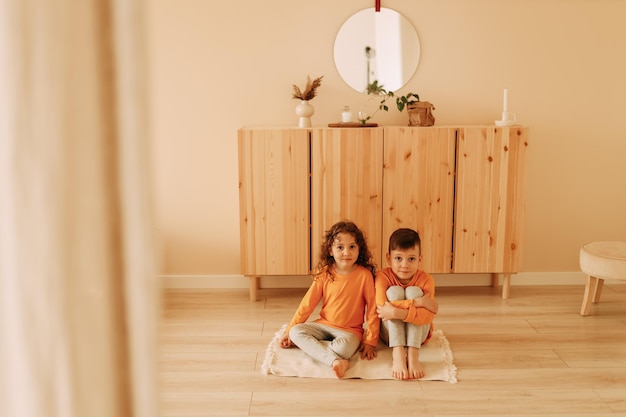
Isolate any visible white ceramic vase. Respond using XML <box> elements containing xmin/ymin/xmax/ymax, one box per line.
<box><xmin>295</xmin><ymin>100</ymin><xmax>314</xmax><ymax>128</ymax></box>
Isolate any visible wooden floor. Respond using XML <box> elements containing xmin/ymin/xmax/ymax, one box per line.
<box><xmin>160</xmin><ymin>284</ymin><xmax>626</xmax><ymax>416</ymax></box>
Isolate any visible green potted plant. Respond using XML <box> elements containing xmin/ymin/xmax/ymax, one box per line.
<box><xmin>395</xmin><ymin>92</ymin><xmax>420</xmax><ymax>112</ymax></box>
<box><xmin>399</xmin><ymin>93</ymin><xmax>436</xmax><ymax>127</ymax></box>
<box><xmin>360</xmin><ymin>82</ymin><xmax>435</xmax><ymax>126</ymax></box>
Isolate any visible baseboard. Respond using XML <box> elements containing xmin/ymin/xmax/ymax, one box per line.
<box><xmin>161</xmin><ymin>271</ymin><xmax>624</xmax><ymax>289</ymax></box>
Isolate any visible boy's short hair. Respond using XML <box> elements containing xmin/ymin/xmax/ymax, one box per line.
<box><xmin>388</xmin><ymin>228</ymin><xmax>421</xmax><ymax>254</ymax></box>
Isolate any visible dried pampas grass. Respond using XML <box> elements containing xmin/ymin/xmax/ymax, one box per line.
<box><xmin>292</xmin><ymin>75</ymin><xmax>323</xmax><ymax>101</ymax></box>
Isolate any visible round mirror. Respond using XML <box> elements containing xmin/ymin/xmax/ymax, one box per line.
<box><xmin>333</xmin><ymin>7</ymin><xmax>420</xmax><ymax>94</ymax></box>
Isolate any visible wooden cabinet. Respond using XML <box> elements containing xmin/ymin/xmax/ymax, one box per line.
<box><xmin>237</xmin><ymin>128</ymin><xmax>310</xmax><ymax>277</ymax></box>
<box><xmin>238</xmin><ymin>126</ymin><xmax>528</xmax><ymax>301</ymax></box>
<box><xmin>453</xmin><ymin>127</ymin><xmax>528</xmax><ymax>275</ymax></box>
<box><xmin>382</xmin><ymin>127</ymin><xmax>457</xmax><ymax>274</ymax></box>
<box><xmin>237</xmin><ymin>127</ymin><xmax>384</xmax><ymax>281</ymax></box>
<box><xmin>311</xmin><ymin>128</ymin><xmax>384</xmax><ymax>267</ymax></box>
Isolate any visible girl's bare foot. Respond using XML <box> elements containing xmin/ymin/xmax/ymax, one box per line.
<box><xmin>391</xmin><ymin>346</ymin><xmax>409</xmax><ymax>380</ymax></box>
<box><xmin>407</xmin><ymin>347</ymin><xmax>424</xmax><ymax>379</ymax></box>
<box><xmin>332</xmin><ymin>359</ymin><xmax>350</xmax><ymax>379</ymax></box>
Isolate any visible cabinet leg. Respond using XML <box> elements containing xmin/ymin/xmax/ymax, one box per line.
<box><xmin>491</xmin><ymin>273</ymin><xmax>511</xmax><ymax>298</ymax></box>
<box><xmin>491</xmin><ymin>273</ymin><xmax>499</xmax><ymax>288</ymax></box>
<box><xmin>249</xmin><ymin>276</ymin><xmax>260</xmax><ymax>302</ymax></box>
<box><xmin>501</xmin><ymin>273</ymin><xmax>511</xmax><ymax>299</ymax></box>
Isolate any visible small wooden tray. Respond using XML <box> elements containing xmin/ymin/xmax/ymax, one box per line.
<box><xmin>327</xmin><ymin>122</ymin><xmax>378</xmax><ymax>128</ymax></box>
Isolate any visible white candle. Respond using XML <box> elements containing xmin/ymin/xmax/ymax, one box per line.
<box><xmin>503</xmin><ymin>88</ymin><xmax>509</xmax><ymax>113</ymax></box>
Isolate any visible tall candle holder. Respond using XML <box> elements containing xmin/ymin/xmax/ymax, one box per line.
<box><xmin>495</xmin><ymin>88</ymin><xmax>517</xmax><ymax>126</ymax></box>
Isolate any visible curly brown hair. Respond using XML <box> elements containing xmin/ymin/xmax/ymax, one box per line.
<box><xmin>315</xmin><ymin>220</ymin><xmax>376</xmax><ymax>281</ymax></box>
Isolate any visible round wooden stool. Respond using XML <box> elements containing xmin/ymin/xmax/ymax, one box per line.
<box><xmin>579</xmin><ymin>241</ymin><xmax>626</xmax><ymax>316</ymax></box>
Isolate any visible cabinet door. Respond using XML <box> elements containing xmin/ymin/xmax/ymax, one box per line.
<box><xmin>453</xmin><ymin>127</ymin><xmax>528</xmax><ymax>273</ymax></box>
<box><xmin>382</xmin><ymin>127</ymin><xmax>457</xmax><ymax>273</ymax></box>
<box><xmin>238</xmin><ymin>128</ymin><xmax>310</xmax><ymax>276</ymax></box>
<box><xmin>311</xmin><ymin>128</ymin><xmax>384</xmax><ymax>269</ymax></box>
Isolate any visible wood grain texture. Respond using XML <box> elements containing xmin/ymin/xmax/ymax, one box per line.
<box><xmin>160</xmin><ymin>285</ymin><xmax>626</xmax><ymax>416</ymax></box>
<box><xmin>238</xmin><ymin>128</ymin><xmax>310</xmax><ymax>275</ymax></box>
<box><xmin>454</xmin><ymin>126</ymin><xmax>528</xmax><ymax>273</ymax></box>
<box><xmin>382</xmin><ymin>127</ymin><xmax>457</xmax><ymax>273</ymax></box>
<box><xmin>310</xmin><ymin>128</ymin><xmax>384</xmax><ymax>268</ymax></box>
<box><xmin>238</xmin><ymin>126</ymin><xmax>528</xmax><ymax>289</ymax></box>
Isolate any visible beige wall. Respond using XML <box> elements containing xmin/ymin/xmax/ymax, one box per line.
<box><xmin>148</xmin><ymin>0</ymin><xmax>626</xmax><ymax>277</ymax></box>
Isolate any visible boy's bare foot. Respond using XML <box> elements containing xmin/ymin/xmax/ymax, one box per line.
<box><xmin>332</xmin><ymin>359</ymin><xmax>350</xmax><ymax>379</ymax></box>
<box><xmin>391</xmin><ymin>346</ymin><xmax>409</xmax><ymax>380</ymax></box>
<box><xmin>407</xmin><ymin>347</ymin><xmax>425</xmax><ymax>379</ymax></box>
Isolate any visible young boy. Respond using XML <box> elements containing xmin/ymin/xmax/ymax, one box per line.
<box><xmin>375</xmin><ymin>228</ymin><xmax>438</xmax><ymax>380</ymax></box>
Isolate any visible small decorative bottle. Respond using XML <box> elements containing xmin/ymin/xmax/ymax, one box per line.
<box><xmin>341</xmin><ymin>105</ymin><xmax>353</xmax><ymax>123</ymax></box>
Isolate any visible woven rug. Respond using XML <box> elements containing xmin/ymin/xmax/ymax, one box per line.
<box><xmin>261</xmin><ymin>325</ymin><xmax>457</xmax><ymax>383</ymax></box>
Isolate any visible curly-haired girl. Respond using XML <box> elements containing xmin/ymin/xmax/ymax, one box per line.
<box><xmin>279</xmin><ymin>220</ymin><xmax>380</xmax><ymax>378</ymax></box>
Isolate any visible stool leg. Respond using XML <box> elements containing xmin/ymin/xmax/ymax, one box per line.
<box><xmin>580</xmin><ymin>275</ymin><xmax>599</xmax><ymax>316</ymax></box>
<box><xmin>592</xmin><ymin>277</ymin><xmax>604</xmax><ymax>303</ymax></box>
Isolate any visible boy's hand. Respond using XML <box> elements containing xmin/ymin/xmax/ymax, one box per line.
<box><xmin>377</xmin><ymin>301</ymin><xmax>398</xmax><ymax>320</ymax></box>
<box><xmin>416</xmin><ymin>295</ymin><xmax>439</xmax><ymax>314</ymax></box>
<box><xmin>358</xmin><ymin>343</ymin><xmax>377</xmax><ymax>360</ymax></box>
<box><xmin>279</xmin><ymin>332</ymin><xmax>294</xmax><ymax>348</ymax></box>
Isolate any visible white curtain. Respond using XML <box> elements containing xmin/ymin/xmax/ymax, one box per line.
<box><xmin>0</xmin><ymin>1</ymin><xmax>160</xmax><ymax>417</ymax></box>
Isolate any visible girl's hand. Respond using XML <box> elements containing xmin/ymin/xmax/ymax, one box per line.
<box><xmin>279</xmin><ymin>332</ymin><xmax>293</xmax><ymax>348</ymax></box>
<box><xmin>359</xmin><ymin>343</ymin><xmax>377</xmax><ymax>360</ymax></box>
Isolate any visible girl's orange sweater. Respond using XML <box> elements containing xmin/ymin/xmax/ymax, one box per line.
<box><xmin>285</xmin><ymin>265</ymin><xmax>380</xmax><ymax>348</ymax></box>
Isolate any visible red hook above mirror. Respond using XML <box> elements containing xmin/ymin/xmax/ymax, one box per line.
<box><xmin>375</xmin><ymin>0</ymin><xmax>380</xmax><ymax>12</ymax></box>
